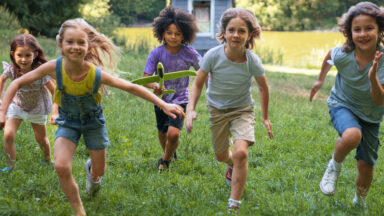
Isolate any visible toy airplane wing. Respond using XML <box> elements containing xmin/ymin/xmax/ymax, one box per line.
<box><xmin>131</xmin><ymin>76</ymin><xmax>160</xmax><ymax>85</ymax></box>
<box><xmin>131</xmin><ymin>71</ymin><xmax>197</xmax><ymax>85</ymax></box>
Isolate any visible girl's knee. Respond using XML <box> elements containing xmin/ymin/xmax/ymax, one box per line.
<box><xmin>55</xmin><ymin>162</ymin><xmax>72</xmax><ymax>177</ymax></box>
<box><xmin>167</xmin><ymin>130</ymin><xmax>180</xmax><ymax>142</ymax></box>
<box><xmin>3</xmin><ymin>132</ymin><xmax>16</xmax><ymax>143</ymax></box>
<box><xmin>342</xmin><ymin>128</ymin><xmax>362</xmax><ymax>146</ymax></box>
<box><xmin>233</xmin><ymin>149</ymin><xmax>248</xmax><ymax>161</ymax></box>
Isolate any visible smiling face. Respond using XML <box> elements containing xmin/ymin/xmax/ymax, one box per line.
<box><xmin>351</xmin><ymin>14</ymin><xmax>379</xmax><ymax>53</ymax></box>
<box><xmin>59</xmin><ymin>27</ymin><xmax>89</xmax><ymax>62</ymax></box>
<box><xmin>163</xmin><ymin>24</ymin><xmax>184</xmax><ymax>52</ymax></box>
<box><xmin>224</xmin><ymin>17</ymin><xmax>250</xmax><ymax>50</ymax></box>
<box><xmin>12</xmin><ymin>46</ymin><xmax>36</xmax><ymax>73</ymax></box>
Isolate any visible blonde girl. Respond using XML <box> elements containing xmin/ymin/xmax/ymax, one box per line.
<box><xmin>0</xmin><ymin>19</ymin><xmax>184</xmax><ymax>216</ymax></box>
<box><xmin>0</xmin><ymin>34</ymin><xmax>54</xmax><ymax>171</ymax></box>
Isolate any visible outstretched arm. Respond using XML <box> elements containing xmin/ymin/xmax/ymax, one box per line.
<box><xmin>186</xmin><ymin>69</ymin><xmax>208</xmax><ymax>133</ymax></box>
<box><xmin>101</xmin><ymin>72</ymin><xmax>184</xmax><ymax>119</ymax></box>
<box><xmin>0</xmin><ymin>61</ymin><xmax>55</xmax><ymax>129</ymax></box>
<box><xmin>309</xmin><ymin>49</ymin><xmax>333</xmax><ymax>101</ymax></box>
<box><xmin>369</xmin><ymin>51</ymin><xmax>384</xmax><ymax>105</ymax></box>
<box><xmin>0</xmin><ymin>76</ymin><xmax>9</xmax><ymax>105</ymax></box>
<box><xmin>255</xmin><ymin>75</ymin><xmax>273</xmax><ymax>139</ymax></box>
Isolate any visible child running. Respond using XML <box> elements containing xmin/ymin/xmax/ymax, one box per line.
<box><xmin>0</xmin><ymin>34</ymin><xmax>54</xmax><ymax>171</ymax></box>
<box><xmin>0</xmin><ymin>19</ymin><xmax>184</xmax><ymax>216</ymax></box>
<box><xmin>143</xmin><ymin>6</ymin><xmax>201</xmax><ymax>170</ymax></box>
<box><xmin>186</xmin><ymin>8</ymin><xmax>273</xmax><ymax>214</ymax></box>
<box><xmin>309</xmin><ymin>2</ymin><xmax>384</xmax><ymax>207</ymax></box>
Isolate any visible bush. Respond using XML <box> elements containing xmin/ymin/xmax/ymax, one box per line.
<box><xmin>0</xmin><ymin>5</ymin><xmax>22</xmax><ymax>63</ymax></box>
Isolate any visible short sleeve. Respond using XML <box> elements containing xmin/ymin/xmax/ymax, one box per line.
<box><xmin>2</xmin><ymin>61</ymin><xmax>12</xmax><ymax>78</ymax></box>
<box><xmin>248</xmin><ymin>52</ymin><xmax>265</xmax><ymax>77</ymax></box>
<box><xmin>191</xmin><ymin>49</ymin><xmax>202</xmax><ymax>71</ymax></box>
<box><xmin>144</xmin><ymin>48</ymin><xmax>159</xmax><ymax>75</ymax></box>
<box><xmin>199</xmin><ymin>48</ymin><xmax>215</xmax><ymax>73</ymax></box>
<box><xmin>327</xmin><ymin>47</ymin><xmax>336</xmax><ymax>66</ymax></box>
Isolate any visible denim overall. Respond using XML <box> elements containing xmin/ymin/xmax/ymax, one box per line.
<box><xmin>54</xmin><ymin>57</ymin><xmax>109</xmax><ymax>149</ymax></box>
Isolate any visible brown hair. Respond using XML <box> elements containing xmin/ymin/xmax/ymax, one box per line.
<box><xmin>216</xmin><ymin>8</ymin><xmax>261</xmax><ymax>50</ymax></box>
<box><xmin>56</xmin><ymin>18</ymin><xmax>120</xmax><ymax>74</ymax></box>
<box><xmin>338</xmin><ymin>1</ymin><xmax>384</xmax><ymax>52</ymax></box>
<box><xmin>10</xmin><ymin>34</ymin><xmax>47</xmax><ymax>78</ymax></box>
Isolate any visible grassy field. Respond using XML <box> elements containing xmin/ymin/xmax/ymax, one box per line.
<box><xmin>0</xmin><ymin>38</ymin><xmax>384</xmax><ymax>215</ymax></box>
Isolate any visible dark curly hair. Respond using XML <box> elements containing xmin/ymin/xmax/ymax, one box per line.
<box><xmin>9</xmin><ymin>34</ymin><xmax>47</xmax><ymax>78</ymax></box>
<box><xmin>338</xmin><ymin>1</ymin><xmax>384</xmax><ymax>52</ymax></box>
<box><xmin>152</xmin><ymin>6</ymin><xmax>198</xmax><ymax>45</ymax></box>
<box><xmin>216</xmin><ymin>8</ymin><xmax>261</xmax><ymax>50</ymax></box>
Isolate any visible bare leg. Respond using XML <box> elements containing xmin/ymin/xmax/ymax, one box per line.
<box><xmin>356</xmin><ymin>160</ymin><xmax>374</xmax><ymax>199</ymax></box>
<box><xmin>230</xmin><ymin>140</ymin><xmax>249</xmax><ymax>200</ymax></box>
<box><xmin>162</xmin><ymin>126</ymin><xmax>180</xmax><ymax>161</ymax></box>
<box><xmin>54</xmin><ymin>137</ymin><xmax>86</xmax><ymax>216</ymax></box>
<box><xmin>3</xmin><ymin>118</ymin><xmax>23</xmax><ymax>167</ymax></box>
<box><xmin>31</xmin><ymin>123</ymin><xmax>52</xmax><ymax>163</ymax></box>
<box><xmin>158</xmin><ymin>131</ymin><xmax>166</xmax><ymax>152</ymax></box>
<box><xmin>333</xmin><ymin>128</ymin><xmax>361</xmax><ymax>163</ymax></box>
<box><xmin>88</xmin><ymin>149</ymin><xmax>106</xmax><ymax>182</ymax></box>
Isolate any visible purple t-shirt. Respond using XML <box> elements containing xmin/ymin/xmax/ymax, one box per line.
<box><xmin>144</xmin><ymin>45</ymin><xmax>201</xmax><ymax>104</ymax></box>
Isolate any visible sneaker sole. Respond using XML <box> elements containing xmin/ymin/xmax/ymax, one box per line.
<box><xmin>319</xmin><ymin>182</ymin><xmax>336</xmax><ymax>196</ymax></box>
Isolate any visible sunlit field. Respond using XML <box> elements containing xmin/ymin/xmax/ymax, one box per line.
<box><xmin>116</xmin><ymin>28</ymin><xmax>345</xmax><ymax>69</ymax></box>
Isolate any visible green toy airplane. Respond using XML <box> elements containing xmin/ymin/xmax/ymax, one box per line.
<box><xmin>132</xmin><ymin>62</ymin><xmax>197</xmax><ymax>95</ymax></box>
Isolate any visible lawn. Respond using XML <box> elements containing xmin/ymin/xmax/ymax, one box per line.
<box><xmin>0</xmin><ymin>46</ymin><xmax>384</xmax><ymax>215</ymax></box>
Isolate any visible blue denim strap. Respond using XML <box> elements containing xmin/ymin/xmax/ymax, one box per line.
<box><xmin>92</xmin><ymin>66</ymin><xmax>101</xmax><ymax>94</ymax></box>
<box><xmin>55</xmin><ymin>57</ymin><xmax>64</xmax><ymax>90</ymax></box>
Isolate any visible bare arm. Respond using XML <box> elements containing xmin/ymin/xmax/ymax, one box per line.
<box><xmin>309</xmin><ymin>49</ymin><xmax>333</xmax><ymax>101</ymax></box>
<box><xmin>255</xmin><ymin>75</ymin><xmax>273</xmax><ymax>139</ymax></box>
<box><xmin>0</xmin><ymin>76</ymin><xmax>9</xmax><ymax>104</ymax></box>
<box><xmin>101</xmin><ymin>72</ymin><xmax>184</xmax><ymax>119</ymax></box>
<box><xmin>369</xmin><ymin>51</ymin><xmax>384</xmax><ymax>105</ymax></box>
<box><xmin>186</xmin><ymin>69</ymin><xmax>208</xmax><ymax>133</ymax></box>
<box><xmin>45</xmin><ymin>79</ymin><xmax>56</xmax><ymax>96</ymax></box>
<box><xmin>0</xmin><ymin>61</ymin><xmax>55</xmax><ymax>129</ymax></box>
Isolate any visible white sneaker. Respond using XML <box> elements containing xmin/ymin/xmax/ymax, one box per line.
<box><xmin>353</xmin><ymin>193</ymin><xmax>367</xmax><ymax>208</ymax></box>
<box><xmin>320</xmin><ymin>160</ymin><xmax>340</xmax><ymax>195</ymax></box>
<box><xmin>85</xmin><ymin>159</ymin><xmax>101</xmax><ymax>196</ymax></box>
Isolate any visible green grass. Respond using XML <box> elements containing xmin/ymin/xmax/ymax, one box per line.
<box><xmin>1</xmin><ymin>38</ymin><xmax>384</xmax><ymax>215</ymax></box>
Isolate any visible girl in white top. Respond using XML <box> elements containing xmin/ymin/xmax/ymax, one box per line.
<box><xmin>0</xmin><ymin>34</ymin><xmax>54</xmax><ymax>171</ymax></box>
<box><xmin>186</xmin><ymin>8</ymin><xmax>273</xmax><ymax>214</ymax></box>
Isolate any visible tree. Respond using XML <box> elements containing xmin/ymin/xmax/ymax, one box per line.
<box><xmin>109</xmin><ymin>0</ymin><xmax>166</xmax><ymax>25</ymax></box>
<box><xmin>1</xmin><ymin>0</ymin><xmax>90</xmax><ymax>37</ymax></box>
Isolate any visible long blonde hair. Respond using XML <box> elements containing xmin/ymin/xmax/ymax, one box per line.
<box><xmin>56</xmin><ymin>18</ymin><xmax>120</xmax><ymax>75</ymax></box>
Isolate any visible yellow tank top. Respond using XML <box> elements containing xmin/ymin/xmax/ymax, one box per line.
<box><xmin>54</xmin><ymin>60</ymin><xmax>102</xmax><ymax>107</ymax></box>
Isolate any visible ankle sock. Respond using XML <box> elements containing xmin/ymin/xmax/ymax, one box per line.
<box><xmin>331</xmin><ymin>158</ymin><xmax>342</xmax><ymax>171</ymax></box>
<box><xmin>228</xmin><ymin>198</ymin><xmax>241</xmax><ymax>207</ymax></box>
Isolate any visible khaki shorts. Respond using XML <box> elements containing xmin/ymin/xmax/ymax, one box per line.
<box><xmin>208</xmin><ymin>104</ymin><xmax>255</xmax><ymax>154</ymax></box>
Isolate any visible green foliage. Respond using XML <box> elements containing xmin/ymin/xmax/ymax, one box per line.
<box><xmin>238</xmin><ymin>0</ymin><xmax>384</xmax><ymax>31</ymax></box>
<box><xmin>80</xmin><ymin>0</ymin><xmax>122</xmax><ymax>38</ymax></box>
<box><xmin>1</xmin><ymin>0</ymin><xmax>90</xmax><ymax>37</ymax></box>
<box><xmin>109</xmin><ymin>0</ymin><xmax>166</xmax><ymax>25</ymax></box>
<box><xmin>0</xmin><ymin>5</ymin><xmax>21</xmax><ymax>62</ymax></box>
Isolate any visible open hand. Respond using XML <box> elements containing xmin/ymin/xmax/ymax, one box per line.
<box><xmin>163</xmin><ymin>104</ymin><xmax>185</xmax><ymax>119</ymax></box>
<box><xmin>309</xmin><ymin>80</ymin><xmax>324</xmax><ymax>102</ymax></box>
<box><xmin>186</xmin><ymin>110</ymin><xmax>197</xmax><ymax>133</ymax></box>
<box><xmin>369</xmin><ymin>51</ymin><xmax>384</xmax><ymax>81</ymax></box>
<box><xmin>263</xmin><ymin>119</ymin><xmax>273</xmax><ymax>139</ymax></box>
